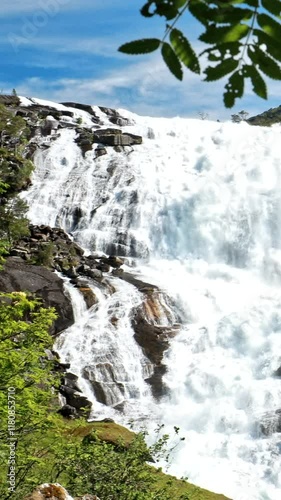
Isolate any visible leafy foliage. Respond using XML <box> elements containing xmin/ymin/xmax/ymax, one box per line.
<box><xmin>118</xmin><ymin>0</ymin><xmax>281</xmax><ymax>107</ymax></box>
<box><xmin>0</xmin><ymin>296</ymin><xmax>189</xmax><ymax>500</ymax></box>
<box><xmin>0</xmin><ymin>105</ymin><xmax>33</xmax><ymax>249</ymax></box>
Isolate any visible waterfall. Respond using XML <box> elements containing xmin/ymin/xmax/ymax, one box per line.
<box><xmin>56</xmin><ymin>278</ymin><xmax>154</xmax><ymax>420</ymax></box>
<box><xmin>22</xmin><ymin>101</ymin><xmax>281</xmax><ymax>500</ymax></box>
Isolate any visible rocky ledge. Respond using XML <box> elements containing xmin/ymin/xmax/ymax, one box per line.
<box><xmin>11</xmin><ymin>224</ymin><xmax>182</xmax><ymax>401</ymax></box>
<box><xmin>0</xmin><ymin>256</ymin><xmax>74</xmax><ymax>335</ymax></box>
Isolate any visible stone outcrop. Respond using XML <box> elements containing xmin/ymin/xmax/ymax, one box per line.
<box><xmin>74</xmin><ymin>127</ymin><xmax>142</xmax><ymax>156</ymax></box>
<box><xmin>273</xmin><ymin>365</ymin><xmax>281</xmax><ymax>377</ymax></box>
<box><xmin>93</xmin><ymin>128</ymin><xmax>142</xmax><ymax>146</ymax></box>
<box><xmin>56</xmin><ymin>370</ymin><xmax>92</xmax><ymax>418</ymax></box>
<box><xmin>98</xmin><ymin>106</ymin><xmax>134</xmax><ymax>126</ymax></box>
<box><xmin>117</xmin><ymin>274</ymin><xmax>182</xmax><ymax>398</ymax></box>
<box><xmin>0</xmin><ymin>256</ymin><xmax>74</xmax><ymax>335</ymax></box>
<box><xmin>61</xmin><ymin>101</ymin><xmax>99</xmax><ymax>122</ymax></box>
<box><xmin>259</xmin><ymin>409</ymin><xmax>281</xmax><ymax>436</ymax></box>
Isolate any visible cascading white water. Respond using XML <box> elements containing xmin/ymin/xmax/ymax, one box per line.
<box><xmin>22</xmin><ymin>99</ymin><xmax>281</xmax><ymax>500</ymax></box>
<box><xmin>57</xmin><ymin>278</ymin><xmax>154</xmax><ymax>420</ymax></box>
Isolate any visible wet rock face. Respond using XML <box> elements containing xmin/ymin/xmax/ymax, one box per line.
<box><xmin>273</xmin><ymin>365</ymin><xmax>281</xmax><ymax>377</ymax></box>
<box><xmin>93</xmin><ymin>128</ymin><xmax>142</xmax><ymax>146</ymax></box>
<box><xmin>98</xmin><ymin>106</ymin><xmax>134</xmax><ymax>126</ymax></box>
<box><xmin>128</xmin><ymin>281</ymin><xmax>181</xmax><ymax>398</ymax></box>
<box><xmin>74</xmin><ymin>126</ymin><xmax>142</xmax><ymax>156</ymax></box>
<box><xmin>0</xmin><ymin>257</ymin><xmax>74</xmax><ymax>335</ymax></box>
<box><xmin>259</xmin><ymin>409</ymin><xmax>281</xmax><ymax>436</ymax></box>
<box><xmin>60</xmin><ymin>101</ymin><xmax>99</xmax><ymax>122</ymax></box>
<box><xmin>82</xmin><ymin>364</ymin><xmax>125</xmax><ymax>407</ymax></box>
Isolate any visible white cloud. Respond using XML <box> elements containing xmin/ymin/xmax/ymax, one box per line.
<box><xmin>0</xmin><ymin>0</ymin><xmax>113</xmax><ymax>16</ymax></box>
<box><xmin>1</xmin><ymin>41</ymin><xmax>279</xmax><ymax>120</ymax></box>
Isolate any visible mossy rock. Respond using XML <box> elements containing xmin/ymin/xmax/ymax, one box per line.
<box><xmin>67</xmin><ymin>421</ymin><xmax>135</xmax><ymax>448</ymax></box>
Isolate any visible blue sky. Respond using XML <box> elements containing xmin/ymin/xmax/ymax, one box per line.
<box><xmin>1</xmin><ymin>0</ymin><xmax>280</xmax><ymax>120</ymax></box>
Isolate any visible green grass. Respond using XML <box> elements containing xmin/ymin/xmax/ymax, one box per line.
<box><xmin>66</xmin><ymin>421</ymin><xmax>231</xmax><ymax>499</ymax></box>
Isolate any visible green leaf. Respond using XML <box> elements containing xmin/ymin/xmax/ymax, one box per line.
<box><xmin>174</xmin><ymin>0</ymin><xmax>188</xmax><ymax>8</ymax></box>
<box><xmin>253</xmin><ymin>29</ymin><xmax>281</xmax><ymax>61</ymax></box>
<box><xmin>248</xmin><ymin>46</ymin><xmax>281</xmax><ymax>79</ymax></box>
<box><xmin>155</xmin><ymin>1</ymin><xmax>179</xmax><ymax>20</ymax></box>
<box><xmin>223</xmin><ymin>70</ymin><xmax>244</xmax><ymax>108</ymax></box>
<box><xmin>140</xmin><ymin>2</ymin><xmax>155</xmax><ymax>18</ymax></box>
<box><xmin>228</xmin><ymin>0</ymin><xmax>258</xmax><ymax>6</ymax></box>
<box><xmin>170</xmin><ymin>28</ymin><xmax>200</xmax><ymax>73</ymax></box>
<box><xmin>118</xmin><ymin>38</ymin><xmax>161</xmax><ymax>55</ymax></box>
<box><xmin>244</xmin><ymin>64</ymin><xmax>268</xmax><ymax>99</ymax></box>
<box><xmin>204</xmin><ymin>58</ymin><xmax>239</xmax><ymax>81</ymax></box>
<box><xmin>261</xmin><ymin>0</ymin><xmax>281</xmax><ymax>18</ymax></box>
<box><xmin>201</xmin><ymin>42</ymin><xmax>240</xmax><ymax>61</ymax></box>
<box><xmin>161</xmin><ymin>42</ymin><xmax>183</xmax><ymax>80</ymax></box>
<box><xmin>199</xmin><ymin>24</ymin><xmax>250</xmax><ymax>44</ymax></box>
<box><xmin>211</xmin><ymin>6</ymin><xmax>254</xmax><ymax>24</ymax></box>
<box><xmin>188</xmin><ymin>0</ymin><xmax>212</xmax><ymax>26</ymax></box>
<box><xmin>257</xmin><ymin>13</ymin><xmax>281</xmax><ymax>42</ymax></box>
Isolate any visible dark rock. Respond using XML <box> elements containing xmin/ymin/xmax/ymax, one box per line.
<box><xmin>84</xmin><ymin>268</ymin><xmax>103</xmax><ymax>281</ymax></box>
<box><xmin>62</xmin><ymin>372</ymin><xmax>82</xmax><ymax>392</ymax></box>
<box><xmin>123</xmin><ymin>132</ymin><xmax>142</xmax><ymax>145</ymax></box>
<box><xmin>100</xmin><ymin>256</ymin><xmax>124</xmax><ymax>269</ymax></box>
<box><xmin>96</xmin><ymin>262</ymin><xmax>111</xmax><ymax>273</ymax></box>
<box><xmin>95</xmin><ymin>145</ymin><xmax>107</xmax><ymax>158</ymax></box>
<box><xmin>0</xmin><ymin>94</ymin><xmax>20</xmax><ymax>106</ymax></box>
<box><xmin>78</xmin><ymin>286</ymin><xmax>98</xmax><ymax>309</ymax></box>
<box><xmin>145</xmin><ymin>365</ymin><xmax>168</xmax><ymax>399</ymax></box>
<box><xmin>75</xmin><ymin>129</ymin><xmax>94</xmax><ymax>156</ymax></box>
<box><xmin>83</xmin><ymin>364</ymin><xmax>125</xmax><ymax>406</ymax></box>
<box><xmin>0</xmin><ymin>257</ymin><xmax>74</xmax><ymax>334</ymax></box>
<box><xmin>98</xmin><ymin>106</ymin><xmax>134</xmax><ymax>126</ymax></box>
<box><xmin>93</xmin><ymin>128</ymin><xmax>142</xmax><ymax>147</ymax></box>
<box><xmin>57</xmin><ymin>404</ymin><xmax>78</xmax><ymax>418</ymax></box>
<box><xmin>61</xmin><ymin>102</ymin><xmax>99</xmax><ymax>122</ymax></box>
<box><xmin>61</xmin><ymin>266</ymin><xmax>78</xmax><ymax>279</ymax></box>
<box><xmin>259</xmin><ymin>409</ymin><xmax>281</xmax><ymax>435</ymax></box>
<box><xmin>105</xmin><ymin>233</ymin><xmax>149</xmax><ymax>258</ymax></box>
<box><xmin>273</xmin><ymin>366</ymin><xmax>281</xmax><ymax>377</ymax></box>
<box><xmin>118</xmin><ymin>273</ymin><xmax>157</xmax><ymax>292</ymax></box>
<box><xmin>59</xmin><ymin>384</ymin><xmax>92</xmax><ymax>417</ymax></box>
<box><xmin>130</xmin><ymin>287</ymin><xmax>180</xmax><ymax>398</ymax></box>
<box><xmin>53</xmin><ymin>361</ymin><xmax>71</xmax><ymax>372</ymax></box>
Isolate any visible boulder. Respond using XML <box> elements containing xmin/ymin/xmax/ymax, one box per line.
<box><xmin>0</xmin><ymin>257</ymin><xmax>74</xmax><ymax>335</ymax></box>
<box><xmin>57</xmin><ymin>404</ymin><xmax>78</xmax><ymax>418</ymax></box>
<box><xmin>61</xmin><ymin>101</ymin><xmax>99</xmax><ymax>123</ymax></box>
<box><xmin>93</xmin><ymin>128</ymin><xmax>142</xmax><ymax>147</ymax></box>
<box><xmin>99</xmin><ymin>105</ymin><xmax>133</xmax><ymax>126</ymax></box>
<box><xmin>24</xmin><ymin>483</ymin><xmax>74</xmax><ymax>500</ymax></box>
<box><xmin>59</xmin><ymin>384</ymin><xmax>92</xmax><ymax>418</ymax></box>
<box><xmin>259</xmin><ymin>409</ymin><xmax>281</xmax><ymax>436</ymax></box>
<box><xmin>78</xmin><ymin>286</ymin><xmax>98</xmax><ymax>309</ymax></box>
<box><xmin>130</xmin><ymin>286</ymin><xmax>180</xmax><ymax>398</ymax></box>
<box><xmin>100</xmin><ymin>255</ymin><xmax>124</xmax><ymax>269</ymax></box>
<box><xmin>273</xmin><ymin>365</ymin><xmax>281</xmax><ymax>377</ymax></box>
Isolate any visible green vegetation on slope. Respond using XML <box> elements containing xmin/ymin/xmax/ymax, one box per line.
<box><xmin>247</xmin><ymin>105</ymin><xmax>281</xmax><ymax>126</ymax></box>
<box><xmin>0</xmin><ymin>103</ymin><xmax>33</xmax><ymax>248</ymax></box>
